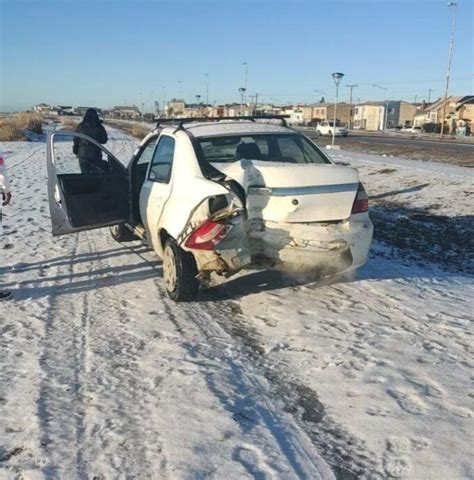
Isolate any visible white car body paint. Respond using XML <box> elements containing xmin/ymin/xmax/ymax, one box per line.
<box><xmin>136</xmin><ymin>122</ymin><xmax>372</xmax><ymax>276</ymax></box>
<box><xmin>47</xmin><ymin>121</ymin><xmax>373</xmax><ymax>281</ymax></box>
<box><xmin>316</xmin><ymin>121</ymin><xmax>348</xmax><ymax>137</ymax></box>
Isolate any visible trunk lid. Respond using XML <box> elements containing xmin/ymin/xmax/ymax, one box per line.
<box><xmin>213</xmin><ymin>161</ymin><xmax>359</xmax><ymax>222</ymax></box>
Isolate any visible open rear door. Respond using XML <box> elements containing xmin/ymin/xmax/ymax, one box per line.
<box><xmin>47</xmin><ymin>130</ymin><xmax>130</xmax><ymax>236</ymax></box>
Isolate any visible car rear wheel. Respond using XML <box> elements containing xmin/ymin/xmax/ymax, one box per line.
<box><xmin>110</xmin><ymin>224</ymin><xmax>135</xmax><ymax>242</ymax></box>
<box><xmin>163</xmin><ymin>239</ymin><xmax>199</xmax><ymax>301</ymax></box>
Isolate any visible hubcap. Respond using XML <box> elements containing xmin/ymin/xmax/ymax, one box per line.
<box><xmin>163</xmin><ymin>245</ymin><xmax>177</xmax><ymax>292</ymax></box>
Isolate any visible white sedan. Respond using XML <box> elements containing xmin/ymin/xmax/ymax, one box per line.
<box><xmin>47</xmin><ymin>117</ymin><xmax>373</xmax><ymax>301</ymax></box>
<box><xmin>316</xmin><ymin>120</ymin><xmax>348</xmax><ymax>137</ymax></box>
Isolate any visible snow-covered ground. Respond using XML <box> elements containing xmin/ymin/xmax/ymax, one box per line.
<box><xmin>1</xmin><ymin>128</ymin><xmax>472</xmax><ymax>479</ymax></box>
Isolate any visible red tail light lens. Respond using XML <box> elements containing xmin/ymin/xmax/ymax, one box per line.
<box><xmin>351</xmin><ymin>183</ymin><xmax>369</xmax><ymax>214</ymax></box>
<box><xmin>185</xmin><ymin>220</ymin><xmax>232</xmax><ymax>250</ymax></box>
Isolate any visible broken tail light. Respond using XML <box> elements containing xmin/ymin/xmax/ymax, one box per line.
<box><xmin>185</xmin><ymin>220</ymin><xmax>232</xmax><ymax>250</ymax></box>
<box><xmin>351</xmin><ymin>183</ymin><xmax>369</xmax><ymax>214</ymax></box>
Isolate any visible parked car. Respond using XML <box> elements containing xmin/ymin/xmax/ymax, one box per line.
<box><xmin>400</xmin><ymin>126</ymin><xmax>422</xmax><ymax>133</ymax></box>
<box><xmin>316</xmin><ymin>120</ymin><xmax>348</xmax><ymax>137</ymax></box>
<box><xmin>47</xmin><ymin>117</ymin><xmax>373</xmax><ymax>301</ymax></box>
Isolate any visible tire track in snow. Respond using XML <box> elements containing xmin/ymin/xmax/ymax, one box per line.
<box><xmin>8</xmin><ymin>144</ymin><xmax>45</xmax><ymax>171</ymax></box>
<box><xmin>125</xmin><ymin>244</ymin><xmax>335</xmax><ymax>479</ymax></box>
<box><xmin>36</xmin><ymin>233</ymin><xmax>93</xmax><ymax>478</ymax></box>
<box><xmin>194</xmin><ymin>292</ymin><xmax>384</xmax><ymax>479</ymax></box>
<box><xmin>78</xmin><ymin>233</ymin><xmax>167</xmax><ymax>479</ymax></box>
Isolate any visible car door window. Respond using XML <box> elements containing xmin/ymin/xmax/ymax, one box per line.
<box><xmin>137</xmin><ymin>136</ymin><xmax>158</xmax><ymax>165</ymax></box>
<box><xmin>149</xmin><ymin>135</ymin><xmax>175</xmax><ymax>183</ymax></box>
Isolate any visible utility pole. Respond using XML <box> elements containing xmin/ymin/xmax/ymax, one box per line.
<box><xmin>205</xmin><ymin>73</ymin><xmax>209</xmax><ymax>106</ymax></box>
<box><xmin>346</xmin><ymin>84</ymin><xmax>358</xmax><ymax>130</ymax></box>
<box><xmin>243</xmin><ymin>62</ymin><xmax>248</xmax><ymax>103</ymax></box>
<box><xmin>440</xmin><ymin>2</ymin><xmax>457</xmax><ymax>137</ymax></box>
<box><xmin>414</xmin><ymin>95</ymin><xmax>418</xmax><ymax>106</ymax></box>
<box><xmin>255</xmin><ymin>92</ymin><xmax>259</xmax><ymax>115</ymax></box>
<box><xmin>238</xmin><ymin>87</ymin><xmax>246</xmax><ymax>116</ymax></box>
<box><xmin>427</xmin><ymin>88</ymin><xmax>432</xmax><ymax>104</ymax></box>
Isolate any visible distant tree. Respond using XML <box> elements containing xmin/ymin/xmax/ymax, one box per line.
<box><xmin>320</xmin><ymin>97</ymin><xmax>325</xmax><ymax>104</ymax></box>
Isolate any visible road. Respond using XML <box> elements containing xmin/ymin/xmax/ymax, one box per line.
<box><xmin>298</xmin><ymin>128</ymin><xmax>474</xmax><ymax>166</ymax></box>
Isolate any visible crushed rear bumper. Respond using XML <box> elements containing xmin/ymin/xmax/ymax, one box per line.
<box><xmin>247</xmin><ymin>215</ymin><xmax>373</xmax><ymax>274</ymax></box>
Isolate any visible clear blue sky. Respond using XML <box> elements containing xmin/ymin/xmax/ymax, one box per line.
<box><xmin>1</xmin><ymin>0</ymin><xmax>472</xmax><ymax>111</ymax></box>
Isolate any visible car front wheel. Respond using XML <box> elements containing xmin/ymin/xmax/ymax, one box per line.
<box><xmin>163</xmin><ymin>239</ymin><xmax>199</xmax><ymax>301</ymax></box>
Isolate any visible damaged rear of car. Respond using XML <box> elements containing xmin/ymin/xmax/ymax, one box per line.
<box><xmin>168</xmin><ymin>121</ymin><xmax>373</xmax><ymax>299</ymax></box>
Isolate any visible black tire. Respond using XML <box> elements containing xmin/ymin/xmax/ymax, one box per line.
<box><xmin>110</xmin><ymin>224</ymin><xmax>135</xmax><ymax>242</ymax></box>
<box><xmin>163</xmin><ymin>239</ymin><xmax>199</xmax><ymax>301</ymax></box>
<box><xmin>316</xmin><ymin>130</ymin><xmax>322</xmax><ymax>136</ymax></box>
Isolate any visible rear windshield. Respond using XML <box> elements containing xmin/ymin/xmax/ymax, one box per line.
<box><xmin>197</xmin><ymin>134</ymin><xmax>331</xmax><ymax>164</ymax></box>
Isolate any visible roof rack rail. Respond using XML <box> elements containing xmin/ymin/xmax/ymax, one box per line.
<box><xmin>155</xmin><ymin>115</ymin><xmax>290</xmax><ymax>129</ymax></box>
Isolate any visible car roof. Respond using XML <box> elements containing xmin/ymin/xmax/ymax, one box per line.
<box><xmin>172</xmin><ymin>120</ymin><xmax>295</xmax><ymax>138</ymax></box>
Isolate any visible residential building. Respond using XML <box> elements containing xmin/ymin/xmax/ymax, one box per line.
<box><xmin>58</xmin><ymin>106</ymin><xmax>75</xmax><ymax>115</ymax></box>
<box><xmin>167</xmin><ymin>99</ymin><xmax>186</xmax><ymax>117</ymax></box>
<box><xmin>110</xmin><ymin>105</ymin><xmax>141</xmax><ymax>120</ymax></box>
<box><xmin>184</xmin><ymin>103</ymin><xmax>208</xmax><ymax>118</ymax></box>
<box><xmin>300</xmin><ymin>102</ymin><xmax>351</xmax><ymax>125</ymax></box>
<box><xmin>454</xmin><ymin>95</ymin><xmax>474</xmax><ymax>131</ymax></box>
<box><xmin>413</xmin><ymin>110</ymin><xmax>431</xmax><ymax>127</ymax></box>
<box><xmin>353</xmin><ymin>102</ymin><xmax>385</xmax><ymax>131</ymax></box>
<box><xmin>33</xmin><ymin>103</ymin><xmax>51</xmax><ymax>114</ymax></box>
<box><xmin>418</xmin><ymin>96</ymin><xmax>461</xmax><ymax>126</ymax></box>
<box><xmin>278</xmin><ymin>105</ymin><xmax>304</xmax><ymax>125</ymax></box>
<box><xmin>385</xmin><ymin>101</ymin><xmax>417</xmax><ymax>127</ymax></box>
<box><xmin>412</xmin><ymin>96</ymin><xmax>472</xmax><ymax>133</ymax></box>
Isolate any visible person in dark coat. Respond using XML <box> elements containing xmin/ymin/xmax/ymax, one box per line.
<box><xmin>73</xmin><ymin>109</ymin><xmax>108</xmax><ymax>173</ymax></box>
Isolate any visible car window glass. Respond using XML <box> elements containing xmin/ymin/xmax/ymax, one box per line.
<box><xmin>137</xmin><ymin>137</ymin><xmax>158</xmax><ymax>165</ymax></box>
<box><xmin>276</xmin><ymin>136</ymin><xmax>306</xmax><ymax>163</ymax></box>
<box><xmin>198</xmin><ymin>134</ymin><xmax>329</xmax><ymax>164</ymax></box>
<box><xmin>199</xmin><ymin>135</ymin><xmax>270</xmax><ymax>162</ymax></box>
<box><xmin>149</xmin><ymin>135</ymin><xmax>175</xmax><ymax>182</ymax></box>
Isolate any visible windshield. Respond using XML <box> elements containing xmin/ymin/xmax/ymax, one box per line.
<box><xmin>198</xmin><ymin>134</ymin><xmax>331</xmax><ymax>164</ymax></box>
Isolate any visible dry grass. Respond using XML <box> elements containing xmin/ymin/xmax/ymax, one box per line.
<box><xmin>61</xmin><ymin>116</ymin><xmax>80</xmax><ymax>129</ymax></box>
<box><xmin>103</xmin><ymin>120</ymin><xmax>152</xmax><ymax>139</ymax></box>
<box><xmin>0</xmin><ymin>113</ymin><xmax>44</xmax><ymax>140</ymax></box>
<box><xmin>130</xmin><ymin>124</ymin><xmax>151</xmax><ymax>139</ymax></box>
<box><xmin>0</xmin><ymin>122</ymin><xmax>24</xmax><ymax>141</ymax></box>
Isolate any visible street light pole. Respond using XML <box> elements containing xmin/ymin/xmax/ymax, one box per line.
<box><xmin>331</xmin><ymin>72</ymin><xmax>344</xmax><ymax>147</ymax></box>
<box><xmin>205</xmin><ymin>73</ymin><xmax>209</xmax><ymax>106</ymax></box>
<box><xmin>440</xmin><ymin>2</ymin><xmax>457</xmax><ymax>137</ymax></box>
<box><xmin>243</xmin><ymin>62</ymin><xmax>248</xmax><ymax>104</ymax></box>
